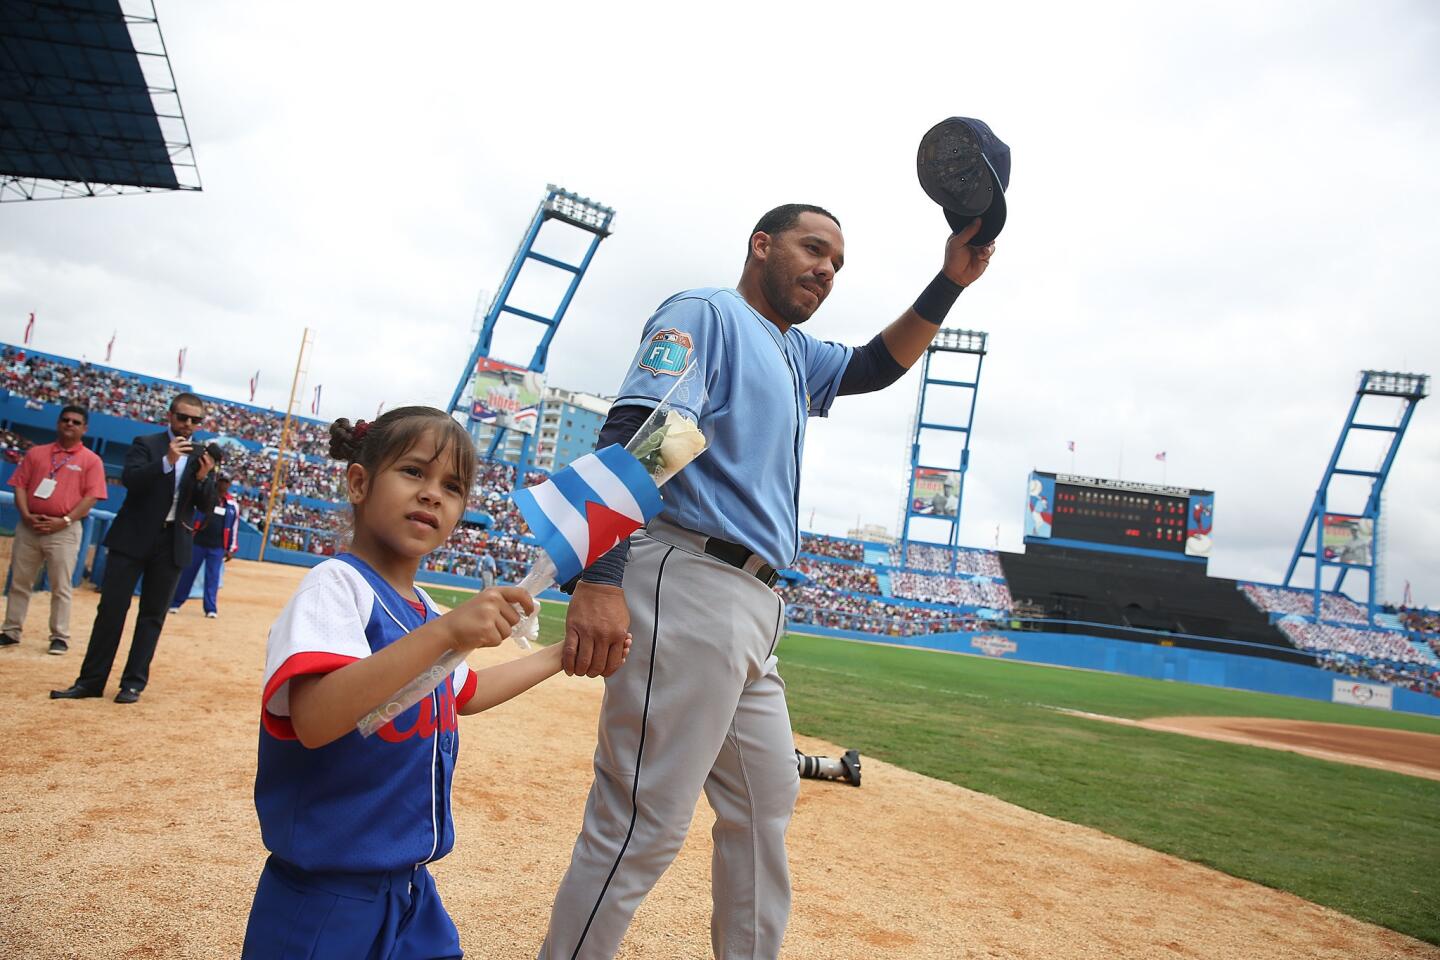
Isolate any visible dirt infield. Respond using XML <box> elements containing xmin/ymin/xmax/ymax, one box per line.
<box><xmin>1</xmin><ymin>557</ymin><xmax>1436</xmax><ymax>959</ymax></box>
<box><xmin>1135</xmin><ymin>716</ymin><xmax>1440</xmax><ymax>782</ymax></box>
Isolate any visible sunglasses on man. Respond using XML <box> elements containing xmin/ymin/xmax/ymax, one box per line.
<box><xmin>172</xmin><ymin>412</ymin><xmax>205</xmax><ymax>425</ymax></box>
<box><xmin>59</xmin><ymin>417</ymin><xmax>86</xmax><ymax>426</ymax></box>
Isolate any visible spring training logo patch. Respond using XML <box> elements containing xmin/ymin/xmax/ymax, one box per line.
<box><xmin>638</xmin><ymin>328</ymin><xmax>693</xmax><ymax>376</ymax></box>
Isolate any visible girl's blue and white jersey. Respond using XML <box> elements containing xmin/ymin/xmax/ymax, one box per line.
<box><xmin>255</xmin><ymin>553</ymin><xmax>477</xmax><ymax>873</ymax></box>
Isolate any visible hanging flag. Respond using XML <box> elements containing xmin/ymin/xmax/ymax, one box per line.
<box><xmin>310</xmin><ymin>384</ymin><xmax>322</xmax><ymax>415</ymax></box>
<box><xmin>511</xmin><ymin>443</ymin><xmax>665</xmax><ymax>584</ymax></box>
<box><xmin>1066</xmin><ymin>440</ymin><xmax>1075</xmax><ymax>452</ymax></box>
<box><xmin>23</xmin><ymin>312</ymin><xmax>34</xmax><ymax>344</ymax></box>
<box><xmin>177</xmin><ymin>346</ymin><xmax>188</xmax><ymax>378</ymax></box>
<box><xmin>105</xmin><ymin>331</ymin><xmax>115</xmax><ymax>362</ymax></box>
<box><xmin>1155</xmin><ymin>451</ymin><xmax>1167</xmax><ymax>462</ymax></box>
<box><xmin>249</xmin><ymin>370</ymin><xmax>260</xmax><ymax>402</ymax></box>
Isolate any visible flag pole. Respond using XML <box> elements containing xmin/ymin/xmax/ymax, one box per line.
<box><xmin>259</xmin><ymin>328</ymin><xmax>313</xmax><ymax>562</ymax></box>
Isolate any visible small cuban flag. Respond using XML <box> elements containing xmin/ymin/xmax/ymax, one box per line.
<box><xmin>511</xmin><ymin>444</ymin><xmax>665</xmax><ymax>584</ymax></box>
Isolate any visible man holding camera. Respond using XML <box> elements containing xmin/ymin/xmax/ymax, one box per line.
<box><xmin>51</xmin><ymin>393</ymin><xmax>218</xmax><ymax>704</ymax></box>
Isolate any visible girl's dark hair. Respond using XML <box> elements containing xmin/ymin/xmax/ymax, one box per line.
<box><xmin>328</xmin><ymin>406</ymin><xmax>477</xmax><ymax>495</ymax></box>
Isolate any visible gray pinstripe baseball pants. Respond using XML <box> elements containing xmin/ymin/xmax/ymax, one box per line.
<box><xmin>539</xmin><ymin>522</ymin><xmax>797</xmax><ymax>960</ymax></box>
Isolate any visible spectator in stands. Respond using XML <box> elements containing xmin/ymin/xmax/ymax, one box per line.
<box><xmin>170</xmin><ymin>476</ymin><xmax>241</xmax><ymax>618</ymax></box>
<box><xmin>50</xmin><ymin>393</ymin><xmax>218</xmax><ymax>704</ymax></box>
<box><xmin>0</xmin><ymin>426</ymin><xmax>33</xmax><ymax>463</ymax></box>
<box><xmin>479</xmin><ymin>547</ymin><xmax>497</xmax><ymax>589</ymax></box>
<box><xmin>1</xmin><ymin>405</ymin><xmax>108</xmax><ymax>654</ymax></box>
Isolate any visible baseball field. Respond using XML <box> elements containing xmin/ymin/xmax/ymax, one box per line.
<box><xmin>2</xmin><ymin>557</ymin><xmax>1437</xmax><ymax>959</ymax></box>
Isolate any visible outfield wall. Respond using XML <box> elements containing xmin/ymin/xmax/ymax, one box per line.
<box><xmin>791</xmin><ymin>624</ymin><xmax>1440</xmax><ymax>719</ymax></box>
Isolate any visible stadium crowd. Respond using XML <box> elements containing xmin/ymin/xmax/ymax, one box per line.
<box><xmin>0</xmin><ymin>346</ymin><xmax>334</xmax><ymax>455</ymax></box>
<box><xmin>798</xmin><ymin>533</ymin><xmax>864</xmax><ymax>562</ymax></box>
<box><xmin>1399</xmin><ymin>608</ymin><xmax>1440</xmax><ymax>647</ymax></box>
<box><xmin>791</xmin><ymin>557</ymin><xmax>880</xmax><ymax>594</ymax></box>
<box><xmin>1317</xmin><ymin>651</ymin><xmax>1440</xmax><ymax>697</ymax></box>
<box><xmin>778</xmin><ymin>584</ymin><xmax>980</xmax><ymax>637</ymax></box>
<box><xmin>421</xmin><ymin>536</ymin><xmax>535</xmax><ymax>582</ymax></box>
<box><xmin>1277</xmin><ymin>620</ymin><xmax>1421</xmax><ymax>664</ymax></box>
<box><xmin>890</xmin><ymin>570</ymin><xmax>1013</xmax><ymax>610</ymax></box>
<box><xmin>226</xmin><ymin>450</ymin><xmax>345</xmax><ymax>503</ymax></box>
<box><xmin>1241</xmin><ymin>583</ymin><xmax>1370</xmax><ymax>624</ymax></box>
<box><xmin>29</xmin><ymin>342</ymin><xmax>1439</xmax><ymax>696</ymax></box>
<box><xmin>0</xmin><ymin>427</ymin><xmax>32</xmax><ymax>463</ymax></box>
<box><xmin>889</xmin><ymin>542</ymin><xmax>1005</xmax><ymax>577</ymax></box>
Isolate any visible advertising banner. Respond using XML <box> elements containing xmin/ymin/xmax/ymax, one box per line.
<box><xmin>911</xmin><ymin>467</ymin><xmax>960</xmax><ymax>518</ymax></box>
<box><xmin>1024</xmin><ymin>472</ymin><xmax>1054</xmax><ymax>538</ymax></box>
<box><xmin>469</xmin><ymin>358</ymin><xmax>544</xmax><ymax>435</ymax></box>
<box><xmin>1331</xmin><ymin>678</ymin><xmax>1393</xmax><ymax>710</ymax></box>
<box><xmin>1322</xmin><ymin>514</ymin><xmax>1374</xmax><ymax>566</ymax></box>
<box><xmin>1186</xmin><ymin>492</ymin><xmax>1215</xmax><ymax>557</ymax></box>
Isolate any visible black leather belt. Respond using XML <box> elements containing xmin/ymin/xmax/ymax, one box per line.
<box><xmin>703</xmin><ymin>536</ymin><xmax>779</xmax><ymax>588</ymax></box>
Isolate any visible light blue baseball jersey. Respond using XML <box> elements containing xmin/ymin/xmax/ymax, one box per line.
<box><xmin>614</xmin><ymin>287</ymin><xmax>852</xmax><ymax>568</ymax></box>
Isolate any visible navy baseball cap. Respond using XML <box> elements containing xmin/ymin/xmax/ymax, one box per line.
<box><xmin>916</xmin><ymin>117</ymin><xmax>1010</xmax><ymax>245</ymax></box>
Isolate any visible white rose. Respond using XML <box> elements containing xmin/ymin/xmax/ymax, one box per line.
<box><xmin>657</xmin><ymin>410</ymin><xmax>707</xmax><ymax>480</ymax></box>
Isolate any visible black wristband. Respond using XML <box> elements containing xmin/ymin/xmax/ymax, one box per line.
<box><xmin>913</xmin><ymin>272</ymin><xmax>964</xmax><ymax>325</ymax></box>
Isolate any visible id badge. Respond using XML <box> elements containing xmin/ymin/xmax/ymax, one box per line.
<box><xmin>34</xmin><ymin>477</ymin><xmax>58</xmax><ymax>499</ymax></box>
<box><xmin>213</xmin><ymin>505</ymin><xmax>227</xmax><ymax>516</ymax></box>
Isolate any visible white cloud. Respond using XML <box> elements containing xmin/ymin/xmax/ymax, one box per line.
<box><xmin>4</xmin><ymin>0</ymin><xmax>1437</xmax><ymax>602</ymax></box>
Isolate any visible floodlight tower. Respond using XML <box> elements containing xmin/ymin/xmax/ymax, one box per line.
<box><xmin>447</xmin><ymin>185</ymin><xmax>615</xmax><ymax>468</ymax></box>
<box><xmin>1283</xmin><ymin>370</ymin><xmax>1428</xmax><ymax>626</ymax></box>
<box><xmin>897</xmin><ymin>328</ymin><xmax>988</xmax><ymax>573</ymax></box>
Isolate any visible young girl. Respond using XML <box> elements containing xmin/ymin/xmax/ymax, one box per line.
<box><xmin>242</xmin><ymin>406</ymin><xmax>607</xmax><ymax>958</ymax></box>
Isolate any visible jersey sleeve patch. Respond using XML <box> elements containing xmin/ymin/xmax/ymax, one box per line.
<box><xmin>637</xmin><ymin>328</ymin><xmax>693</xmax><ymax>376</ymax></box>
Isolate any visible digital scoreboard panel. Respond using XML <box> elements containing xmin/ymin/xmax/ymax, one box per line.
<box><xmin>1024</xmin><ymin>472</ymin><xmax>1214</xmax><ymax>559</ymax></box>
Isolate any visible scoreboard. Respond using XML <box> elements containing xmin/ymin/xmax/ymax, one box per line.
<box><xmin>1024</xmin><ymin>472</ymin><xmax>1215</xmax><ymax>560</ymax></box>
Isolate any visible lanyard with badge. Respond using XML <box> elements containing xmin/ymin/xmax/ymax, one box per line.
<box><xmin>33</xmin><ymin>448</ymin><xmax>77</xmax><ymax>500</ymax></box>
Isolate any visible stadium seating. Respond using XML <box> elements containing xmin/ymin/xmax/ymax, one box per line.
<box><xmin>1240</xmin><ymin>583</ymin><xmax>1370</xmax><ymax>624</ymax></box>
<box><xmin>799</xmin><ymin>533</ymin><xmax>864</xmax><ymax>561</ymax></box>
<box><xmin>889</xmin><ymin>570</ymin><xmax>1012</xmax><ymax>610</ymax></box>
<box><xmin>778</xmin><ymin>584</ymin><xmax>986</xmax><ymax>638</ymax></box>
<box><xmin>0</xmin><ymin>427</ymin><xmax>32</xmax><ymax>462</ymax></box>
<box><xmin>889</xmin><ymin>542</ymin><xmax>1005</xmax><ymax>576</ymax></box>
<box><xmin>791</xmin><ymin>557</ymin><xmax>880</xmax><ymax>594</ymax></box>
<box><xmin>7</xmin><ymin>340</ymin><xmax>1433</xmax><ymax>701</ymax></box>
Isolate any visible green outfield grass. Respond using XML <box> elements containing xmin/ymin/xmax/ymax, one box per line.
<box><xmin>778</xmin><ymin>633</ymin><xmax>1440</xmax><ymax>945</ymax></box>
<box><xmin>421</xmin><ymin>585</ymin><xmax>1439</xmax><ymax>943</ymax></box>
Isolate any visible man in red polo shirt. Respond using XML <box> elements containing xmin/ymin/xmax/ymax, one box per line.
<box><xmin>2</xmin><ymin>405</ymin><xmax>108</xmax><ymax>654</ymax></box>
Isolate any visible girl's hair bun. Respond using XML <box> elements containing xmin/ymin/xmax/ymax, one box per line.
<box><xmin>329</xmin><ymin>418</ymin><xmax>365</xmax><ymax>462</ymax></box>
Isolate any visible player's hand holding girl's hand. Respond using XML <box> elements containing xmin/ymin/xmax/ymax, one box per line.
<box><xmin>441</xmin><ymin>586</ymin><xmax>536</xmax><ymax>653</ymax></box>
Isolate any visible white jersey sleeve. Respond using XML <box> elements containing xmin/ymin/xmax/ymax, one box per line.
<box><xmin>261</xmin><ymin>559</ymin><xmax>376</xmax><ymax>727</ymax></box>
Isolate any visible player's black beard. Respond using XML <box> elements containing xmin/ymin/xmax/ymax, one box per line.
<box><xmin>760</xmin><ymin>268</ymin><xmax>817</xmax><ymax>326</ymax></box>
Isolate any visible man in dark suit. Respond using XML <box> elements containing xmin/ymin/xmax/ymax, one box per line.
<box><xmin>51</xmin><ymin>393</ymin><xmax>218</xmax><ymax>704</ymax></box>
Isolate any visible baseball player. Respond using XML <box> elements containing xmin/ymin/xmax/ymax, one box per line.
<box><xmin>538</xmin><ymin>201</ymin><xmax>999</xmax><ymax>959</ymax></box>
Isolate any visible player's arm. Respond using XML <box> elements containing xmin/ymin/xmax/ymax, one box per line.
<box><xmin>287</xmin><ymin>586</ymin><xmax>534</xmax><ymax>748</ymax></box>
<box><xmin>837</xmin><ymin>218</ymin><xmax>996</xmax><ymax>395</ymax></box>
<box><xmin>561</xmin><ymin>403</ymin><xmax>650</xmax><ymax>678</ymax></box>
<box><xmin>458</xmin><ymin>642</ymin><xmax>568</xmax><ymax>715</ymax></box>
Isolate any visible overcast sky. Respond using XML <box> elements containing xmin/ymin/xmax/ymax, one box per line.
<box><xmin>3</xmin><ymin>1</ymin><xmax>1437</xmax><ymax>604</ymax></box>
